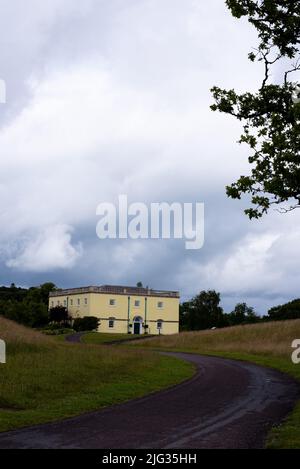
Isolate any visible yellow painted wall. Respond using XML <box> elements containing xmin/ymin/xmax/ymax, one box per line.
<box><xmin>49</xmin><ymin>292</ymin><xmax>179</xmax><ymax>335</ymax></box>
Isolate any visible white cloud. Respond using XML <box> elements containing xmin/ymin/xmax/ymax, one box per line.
<box><xmin>6</xmin><ymin>225</ymin><xmax>82</xmax><ymax>272</ymax></box>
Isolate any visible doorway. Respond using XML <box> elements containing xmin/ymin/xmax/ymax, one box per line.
<box><xmin>133</xmin><ymin>316</ymin><xmax>143</xmax><ymax>335</ymax></box>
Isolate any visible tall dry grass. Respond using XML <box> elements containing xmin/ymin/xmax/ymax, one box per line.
<box><xmin>137</xmin><ymin>320</ymin><xmax>300</xmax><ymax>358</ymax></box>
<box><xmin>0</xmin><ymin>317</ymin><xmax>52</xmax><ymax>349</ymax></box>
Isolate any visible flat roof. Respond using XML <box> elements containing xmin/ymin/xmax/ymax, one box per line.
<box><xmin>49</xmin><ymin>285</ymin><xmax>180</xmax><ymax>299</ymax></box>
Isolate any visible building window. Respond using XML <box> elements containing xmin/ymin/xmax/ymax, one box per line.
<box><xmin>77</xmin><ymin>298</ymin><xmax>80</xmax><ymax>306</ymax></box>
<box><xmin>64</xmin><ymin>300</ymin><xmax>67</xmax><ymax>307</ymax></box>
<box><xmin>70</xmin><ymin>299</ymin><xmax>73</xmax><ymax>306</ymax></box>
<box><xmin>134</xmin><ymin>300</ymin><xmax>140</xmax><ymax>307</ymax></box>
<box><xmin>51</xmin><ymin>301</ymin><xmax>54</xmax><ymax>308</ymax></box>
<box><xmin>109</xmin><ymin>299</ymin><xmax>116</xmax><ymax>306</ymax></box>
<box><xmin>84</xmin><ymin>298</ymin><xmax>88</xmax><ymax>305</ymax></box>
<box><xmin>157</xmin><ymin>301</ymin><xmax>164</xmax><ymax>309</ymax></box>
<box><xmin>109</xmin><ymin>317</ymin><xmax>115</xmax><ymax>328</ymax></box>
<box><xmin>57</xmin><ymin>301</ymin><xmax>60</xmax><ymax>306</ymax></box>
<box><xmin>157</xmin><ymin>320</ymin><xmax>163</xmax><ymax>330</ymax></box>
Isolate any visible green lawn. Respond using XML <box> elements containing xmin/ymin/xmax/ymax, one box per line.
<box><xmin>0</xmin><ymin>318</ymin><xmax>194</xmax><ymax>432</ymax></box>
<box><xmin>130</xmin><ymin>320</ymin><xmax>300</xmax><ymax>449</ymax></box>
<box><xmin>81</xmin><ymin>332</ymin><xmax>138</xmax><ymax>344</ymax></box>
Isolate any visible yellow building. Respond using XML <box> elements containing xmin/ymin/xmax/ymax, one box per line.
<box><xmin>49</xmin><ymin>285</ymin><xmax>180</xmax><ymax>335</ymax></box>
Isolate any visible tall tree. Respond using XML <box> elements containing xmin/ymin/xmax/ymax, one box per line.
<box><xmin>211</xmin><ymin>1</ymin><xmax>300</xmax><ymax>218</ymax></box>
<box><xmin>184</xmin><ymin>290</ymin><xmax>225</xmax><ymax>330</ymax></box>
<box><xmin>228</xmin><ymin>302</ymin><xmax>259</xmax><ymax>325</ymax></box>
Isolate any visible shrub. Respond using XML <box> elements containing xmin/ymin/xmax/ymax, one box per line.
<box><xmin>73</xmin><ymin>316</ymin><xmax>100</xmax><ymax>332</ymax></box>
<box><xmin>43</xmin><ymin>328</ymin><xmax>74</xmax><ymax>336</ymax></box>
<box><xmin>49</xmin><ymin>306</ymin><xmax>70</xmax><ymax>324</ymax></box>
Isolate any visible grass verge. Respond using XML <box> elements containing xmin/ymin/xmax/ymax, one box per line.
<box><xmin>0</xmin><ymin>318</ymin><xmax>194</xmax><ymax>432</ymax></box>
<box><xmin>130</xmin><ymin>319</ymin><xmax>300</xmax><ymax>449</ymax></box>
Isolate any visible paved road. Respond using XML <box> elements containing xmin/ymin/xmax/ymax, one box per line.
<box><xmin>0</xmin><ymin>353</ymin><xmax>298</xmax><ymax>449</ymax></box>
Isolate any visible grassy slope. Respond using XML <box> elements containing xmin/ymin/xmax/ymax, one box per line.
<box><xmin>131</xmin><ymin>319</ymin><xmax>300</xmax><ymax>449</ymax></box>
<box><xmin>0</xmin><ymin>318</ymin><xmax>194</xmax><ymax>432</ymax></box>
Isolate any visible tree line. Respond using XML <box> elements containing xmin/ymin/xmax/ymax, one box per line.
<box><xmin>180</xmin><ymin>290</ymin><xmax>300</xmax><ymax>331</ymax></box>
<box><xmin>0</xmin><ymin>283</ymin><xmax>300</xmax><ymax>332</ymax></box>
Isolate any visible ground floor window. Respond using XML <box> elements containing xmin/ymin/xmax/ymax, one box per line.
<box><xmin>109</xmin><ymin>317</ymin><xmax>115</xmax><ymax>328</ymax></box>
<box><xmin>157</xmin><ymin>320</ymin><xmax>163</xmax><ymax>330</ymax></box>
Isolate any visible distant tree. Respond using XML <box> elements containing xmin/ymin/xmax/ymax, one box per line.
<box><xmin>39</xmin><ymin>283</ymin><xmax>57</xmax><ymax>305</ymax></box>
<box><xmin>0</xmin><ymin>285</ymin><xmax>27</xmax><ymax>302</ymax></box>
<box><xmin>1</xmin><ymin>299</ymin><xmax>48</xmax><ymax>328</ymax></box>
<box><xmin>26</xmin><ymin>301</ymin><xmax>49</xmax><ymax>327</ymax></box>
<box><xmin>268</xmin><ymin>299</ymin><xmax>300</xmax><ymax>321</ymax></box>
<box><xmin>73</xmin><ymin>316</ymin><xmax>100</xmax><ymax>332</ymax></box>
<box><xmin>0</xmin><ymin>282</ymin><xmax>58</xmax><ymax>328</ymax></box>
<box><xmin>49</xmin><ymin>306</ymin><xmax>70</xmax><ymax>324</ymax></box>
<box><xmin>179</xmin><ymin>302</ymin><xmax>190</xmax><ymax>331</ymax></box>
<box><xmin>227</xmin><ymin>302</ymin><xmax>260</xmax><ymax>326</ymax></box>
<box><xmin>183</xmin><ymin>290</ymin><xmax>226</xmax><ymax>330</ymax></box>
<box><xmin>26</xmin><ymin>283</ymin><xmax>57</xmax><ymax>305</ymax></box>
<box><xmin>136</xmin><ymin>282</ymin><xmax>143</xmax><ymax>288</ymax></box>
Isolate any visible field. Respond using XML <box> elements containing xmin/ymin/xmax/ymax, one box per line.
<box><xmin>131</xmin><ymin>319</ymin><xmax>300</xmax><ymax>449</ymax></box>
<box><xmin>0</xmin><ymin>317</ymin><xmax>194</xmax><ymax>432</ymax></box>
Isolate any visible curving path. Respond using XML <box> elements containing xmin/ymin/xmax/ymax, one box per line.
<box><xmin>0</xmin><ymin>353</ymin><xmax>298</xmax><ymax>449</ymax></box>
<box><xmin>65</xmin><ymin>332</ymin><xmax>85</xmax><ymax>343</ymax></box>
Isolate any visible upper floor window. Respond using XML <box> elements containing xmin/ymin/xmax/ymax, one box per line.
<box><xmin>51</xmin><ymin>301</ymin><xmax>54</xmax><ymax>308</ymax></box>
<box><xmin>57</xmin><ymin>300</ymin><xmax>60</xmax><ymax>306</ymax></box>
<box><xmin>134</xmin><ymin>300</ymin><xmax>140</xmax><ymax>307</ymax></box>
<box><xmin>70</xmin><ymin>299</ymin><xmax>73</xmax><ymax>306</ymax></box>
<box><xmin>77</xmin><ymin>298</ymin><xmax>80</xmax><ymax>306</ymax></box>
<box><xmin>157</xmin><ymin>301</ymin><xmax>164</xmax><ymax>309</ymax></box>
<box><xmin>64</xmin><ymin>300</ymin><xmax>67</xmax><ymax>307</ymax></box>
<box><xmin>84</xmin><ymin>298</ymin><xmax>88</xmax><ymax>305</ymax></box>
<box><xmin>109</xmin><ymin>299</ymin><xmax>116</xmax><ymax>306</ymax></box>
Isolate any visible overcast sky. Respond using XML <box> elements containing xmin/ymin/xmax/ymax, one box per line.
<box><xmin>0</xmin><ymin>0</ymin><xmax>300</xmax><ymax>314</ymax></box>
